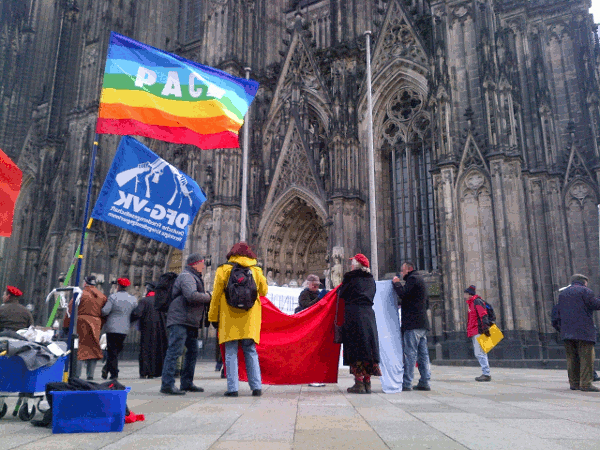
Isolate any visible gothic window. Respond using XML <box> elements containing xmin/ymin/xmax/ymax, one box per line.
<box><xmin>385</xmin><ymin>88</ymin><xmax>437</xmax><ymax>272</ymax></box>
<box><xmin>180</xmin><ymin>0</ymin><xmax>203</xmax><ymax>44</ymax></box>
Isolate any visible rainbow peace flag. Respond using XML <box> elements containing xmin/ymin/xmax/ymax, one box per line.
<box><xmin>97</xmin><ymin>32</ymin><xmax>259</xmax><ymax>150</ymax></box>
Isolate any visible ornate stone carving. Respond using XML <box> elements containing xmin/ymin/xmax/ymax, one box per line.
<box><xmin>372</xmin><ymin>0</ymin><xmax>428</xmax><ymax>75</ymax></box>
<box><xmin>466</xmin><ymin>173</ymin><xmax>485</xmax><ymax>192</ymax></box>
<box><xmin>569</xmin><ymin>183</ymin><xmax>590</xmax><ymax>207</ymax></box>
<box><xmin>271</xmin><ymin>127</ymin><xmax>319</xmax><ymax>201</ymax></box>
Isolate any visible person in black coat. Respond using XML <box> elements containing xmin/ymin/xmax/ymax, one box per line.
<box><xmin>339</xmin><ymin>253</ymin><xmax>381</xmax><ymax>394</ymax></box>
<box><xmin>131</xmin><ymin>281</ymin><xmax>168</xmax><ymax>379</ymax></box>
<box><xmin>393</xmin><ymin>262</ymin><xmax>431</xmax><ymax>391</ymax></box>
<box><xmin>551</xmin><ymin>274</ymin><xmax>600</xmax><ymax>392</ymax></box>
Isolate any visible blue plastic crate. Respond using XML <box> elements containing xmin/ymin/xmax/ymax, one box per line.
<box><xmin>51</xmin><ymin>387</ymin><xmax>130</xmax><ymax>434</ymax></box>
<box><xmin>0</xmin><ymin>355</ymin><xmax>67</xmax><ymax>393</ymax></box>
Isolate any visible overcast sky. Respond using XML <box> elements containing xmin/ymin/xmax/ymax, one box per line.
<box><xmin>592</xmin><ymin>1</ymin><xmax>600</xmax><ymax>23</ymax></box>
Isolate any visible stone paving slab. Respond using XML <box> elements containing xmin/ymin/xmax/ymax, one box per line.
<box><xmin>2</xmin><ymin>362</ymin><xmax>600</xmax><ymax>449</ymax></box>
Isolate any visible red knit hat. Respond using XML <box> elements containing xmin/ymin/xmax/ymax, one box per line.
<box><xmin>226</xmin><ymin>242</ymin><xmax>257</xmax><ymax>260</ymax></box>
<box><xmin>117</xmin><ymin>278</ymin><xmax>131</xmax><ymax>287</ymax></box>
<box><xmin>6</xmin><ymin>286</ymin><xmax>22</xmax><ymax>296</ymax></box>
<box><xmin>350</xmin><ymin>253</ymin><xmax>370</xmax><ymax>268</ymax></box>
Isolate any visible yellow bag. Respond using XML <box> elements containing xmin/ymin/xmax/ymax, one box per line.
<box><xmin>476</xmin><ymin>324</ymin><xmax>504</xmax><ymax>354</ymax></box>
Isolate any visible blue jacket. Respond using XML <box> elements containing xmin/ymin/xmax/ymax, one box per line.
<box><xmin>552</xmin><ymin>282</ymin><xmax>600</xmax><ymax>343</ymax></box>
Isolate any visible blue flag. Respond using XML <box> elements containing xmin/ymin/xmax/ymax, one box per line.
<box><xmin>92</xmin><ymin>136</ymin><xmax>206</xmax><ymax>250</ymax></box>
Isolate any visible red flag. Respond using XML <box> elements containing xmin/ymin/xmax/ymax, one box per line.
<box><xmin>233</xmin><ymin>290</ymin><xmax>342</xmax><ymax>385</ymax></box>
<box><xmin>0</xmin><ymin>149</ymin><xmax>22</xmax><ymax>237</ymax></box>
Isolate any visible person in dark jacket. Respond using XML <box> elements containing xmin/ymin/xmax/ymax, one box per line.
<box><xmin>393</xmin><ymin>262</ymin><xmax>431</xmax><ymax>391</ymax></box>
<box><xmin>160</xmin><ymin>253</ymin><xmax>211</xmax><ymax>395</ymax></box>
<box><xmin>295</xmin><ymin>274</ymin><xmax>321</xmax><ymax>314</ymax></box>
<box><xmin>339</xmin><ymin>253</ymin><xmax>381</xmax><ymax>394</ymax></box>
<box><xmin>551</xmin><ymin>274</ymin><xmax>600</xmax><ymax>392</ymax></box>
<box><xmin>464</xmin><ymin>285</ymin><xmax>492</xmax><ymax>382</ymax></box>
<box><xmin>0</xmin><ymin>286</ymin><xmax>33</xmax><ymax>332</ymax></box>
<box><xmin>132</xmin><ymin>281</ymin><xmax>168</xmax><ymax>379</ymax></box>
<box><xmin>101</xmin><ymin>277</ymin><xmax>137</xmax><ymax>380</ymax></box>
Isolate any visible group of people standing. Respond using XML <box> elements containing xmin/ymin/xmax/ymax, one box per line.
<box><xmin>4</xmin><ymin>243</ymin><xmax>599</xmax><ymax>396</ymax></box>
<box><xmin>337</xmin><ymin>258</ymin><xmax>498</xmax><ymax>394</ymax></box>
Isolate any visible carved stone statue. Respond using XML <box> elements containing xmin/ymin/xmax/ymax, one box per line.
<box><xmin>267</xmin><ymin>270</ymin><xmax>277</xmax><ymax>286</ymax></box>
<box><xmin>330</xmin><ymin>246</ymin><xmax>344</xmax><ymax>288</ymax></box>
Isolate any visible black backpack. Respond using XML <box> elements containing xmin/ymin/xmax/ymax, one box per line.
<box><xmin>224</xmin><ymin>263</ymin><xmax>257</xmax><ymax>311</ymax></box>
<box><xmin>481</xmin><ymin>299</ymin><xmax>496</xmax><ymax>324</ymax></box>
<box><xmin>154</xmin><ymin>272</ymin><xmax>179</xmax><ymax>312</ymax></box>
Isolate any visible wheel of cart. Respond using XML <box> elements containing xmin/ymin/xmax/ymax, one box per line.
<box><xmin>0</xmin><ymin>397</ymin><xmax>7</xmax><ymax>419</ymax></box>
<box><xmin>0</xmin><ymin>354</ymin><xmax>67</xmax><ymax>421</ymax></box>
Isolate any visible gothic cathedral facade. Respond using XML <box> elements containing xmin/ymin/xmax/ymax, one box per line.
<box><xmin>1</xmin><ymin>0</ymin><xmax>599</xmax><ymax>360</ymax></box>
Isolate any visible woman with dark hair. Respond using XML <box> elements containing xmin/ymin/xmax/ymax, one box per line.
<box><xmin>339</xmin><ymin>254</ymin><xmax>381</xmax><ymax>394</ymax></box>
<box><xmin>208</xmin><ymin>242</ymin><xmax>268</xmax><ymax>397</ymax></box>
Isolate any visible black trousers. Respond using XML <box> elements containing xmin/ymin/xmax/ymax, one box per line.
<box><xmin>103</xmin><ymin>333</ymin><xmax>126</xmax><ymax>379</ymax></box>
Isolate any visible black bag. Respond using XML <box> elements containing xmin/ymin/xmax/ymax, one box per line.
<box><xmin>154</xmin><ymin>272</ymin><xmax>179</xmax><ymax>312</ymax></box>
<box><xmin>482</xmin><ymin>300</ymin><xmax>496</xmax><ymax>324</ymax></box>
<box><xmin>224</xmin><ymin>263</ymin><xmax>257</xmax><ymax>311</ymax></box>
<box><xmin>334</xmin><ymin>292</ymin><xmax>343</xmax><ymax>344</ymax></box>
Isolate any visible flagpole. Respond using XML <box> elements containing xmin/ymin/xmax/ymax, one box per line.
<box><xmin>240</xmin><ymin>67</ymin><xmax>251</xmax><ymax>242</ymax></box>
<box><xmin>365</xmin><ymin>31</ymin><xmax>379</xmax><ymax>280</ymax></box>
<box><xmin>65</xmin><ymin>134</ymin><xmax>99</xmax><ymax>380</ymax></box>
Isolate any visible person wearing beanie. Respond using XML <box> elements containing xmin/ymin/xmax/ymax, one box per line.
<box><xmin>161</xmin><ymin>253</ymin><xmax>211</xmax><ymax>395</ymax></box>
<box><xmin>464</xmin><ymin>285</ymin><xmax>492</xmax><ymax>382</ymax></box>
<box><xmin>551</xmin><ymin>274</ymin><xmax>600</xmax><ymax>392</ymax></box>
<box><xmin>295</xmin><ymin>274</ymin><xmax>322</xmax><ymax>314</ymax></box>
<box><xmin>339</xmin><ymin>254</ymin><xmax>381</xmax><ymax>394</ymax></box>
<box><xmin>209</xmin><ymin>242</ymin><xmax>268</xmax><ymax>397</ymax></box>
<box><xmin>63</xmin><ymin>275</ymin><xmax>107</xmax><ymax>380</ymax></box>
<box><xmin>132</xmin><ymin>281</ymin><xmax>168</xmax><ymax>379</ymax></box>
<box><xmin>392</xmin><ymin>262</ymin><xmax>431</xmax><ymax>391</ymax></box>
<box><xmin>101</xmin><ymin>277</ymin><xmax>137</xmax><ymax>380</ymax></box>
<box><xmin>0</xmin><ymin>285</ymin><xmax>33</xmax><ymax>332</ymax></box>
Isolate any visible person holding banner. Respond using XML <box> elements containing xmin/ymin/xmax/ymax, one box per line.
<box><xmin>340</xmin><ymin>254</ymin><xmax>381</xmax><ymax>394</ymax></box>
<box><xmin>63</xmin><ymin>276</ymin><xmax>107</xmax><ymax>380</ymax></box>
<box><xmin>209</xmin><ymin>242</ymin><xmax>268</xmax><ymax>397</ymax></box>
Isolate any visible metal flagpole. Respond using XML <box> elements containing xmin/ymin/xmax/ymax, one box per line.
<box><xmin>240</xmin><ymin>67</ymin><xmax>251</xmax><ymax>242</ymax></box>
<box><xmin>64</xmin><ymin>135</ymin><xmax>99</xmax><ymax>380</ymax></box>
<box><xmin>365</xmin><ymin>31</ymin><xmax>379</xmax><ymax>280</ymax></box>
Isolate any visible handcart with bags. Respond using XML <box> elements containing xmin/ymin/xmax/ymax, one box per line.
<box><xmin>0</xmin><ymin>287</ymin><xmax>81</xmax><ymax>421</ymax></box>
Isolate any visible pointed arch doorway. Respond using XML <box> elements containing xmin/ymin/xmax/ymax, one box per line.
<box><xmin>261</xmin><ymin>192</ymin><xmax>328</xmax><ymax>287</ymax></box>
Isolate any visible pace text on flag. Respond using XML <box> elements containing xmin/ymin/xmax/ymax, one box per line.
<box><xmin>97</xmin><ymin>32</ymin><xmax>259</xmax><ymax>150</ymax></box>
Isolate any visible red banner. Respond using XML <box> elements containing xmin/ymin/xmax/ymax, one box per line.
<box><xmin>234</xmin><ymin>290</ymin><xmax>341</xmax><ymax>385</ymax></box>
<box><xmin>0</xmin><ymin>148</ymin><xmax>22</xmax><ymax>237</ymax></box>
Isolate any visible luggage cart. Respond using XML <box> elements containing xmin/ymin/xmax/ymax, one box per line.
<box><xmin>0</xmin><ymin>286</ymin><xmax>80</xmax><ymax>421</ymax></box>
<box><xmin>0</xmin><ymin>354</ymin><xmax>68</xmax><ymax>421</ymax></box>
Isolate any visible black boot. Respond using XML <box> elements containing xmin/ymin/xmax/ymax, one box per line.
<box><xmin>347</xmin><ymin>380</ymin><xmax>366</xmax><ymax>394</ymax></box>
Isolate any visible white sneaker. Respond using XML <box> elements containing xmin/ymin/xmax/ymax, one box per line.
<box><xmin>308</xmin><ymin>383</ymin><xmax>326</xmax><ymax>387</ymax></box>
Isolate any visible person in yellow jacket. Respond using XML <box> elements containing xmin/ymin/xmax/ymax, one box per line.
<box><xmin>208</xmin><ymin>242</ymin><xmax>268</xmax><ymax>397</ymax></box>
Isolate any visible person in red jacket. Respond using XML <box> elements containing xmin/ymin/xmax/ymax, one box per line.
<box><xmin>465</xmin><ymin>285</ymin><xmax>492</xmax><ymax>382</ymax></box>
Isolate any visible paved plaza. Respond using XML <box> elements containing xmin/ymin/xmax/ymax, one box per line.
<box><xmin>2</xmin><ymin>362</ymin><xmax>600</xmax><ymax>449</ymax></box>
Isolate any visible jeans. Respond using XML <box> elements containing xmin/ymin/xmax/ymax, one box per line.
<box><xmin>402</xmin><ymin>329</ymin><xmax>431</xmax><ymax>388</ymax></box>
<box><xmin>472</xmin><ymin>335</ymin><xmax>491</xmax><ymax>376</ymax></box>
<box><xmin>224</xmin><ymin>339</ymin><xmax>262</xmax><ymax>393</ymax></box>
<box><xmin>564</xmin><ymin>339</ymin><xmax>595</xmax><ymax>388</ymax></box>
<box><xmin>103</xmin><ymin>333</ymin><xmax>126</xmax><ymax>379</ymax></box>
<box><xmin>161</xmin><ymin>325</ymin><xmax>199</xmax><ymax>390</ymax></box>
<box><xmin>75</xmin><ymin>359</ymin><xmax>98</xmax><ymax>379</ymax></box>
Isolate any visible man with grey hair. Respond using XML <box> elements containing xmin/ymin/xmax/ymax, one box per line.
<box><xmin>552</xmin><ymin>274</ymin><xmax>600</xmax><ymax>392</ymax></box>
<box><xmin>295</xmin><ymin>274</ymin><xmax>322</xmax><ymax>314</ymax></box>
